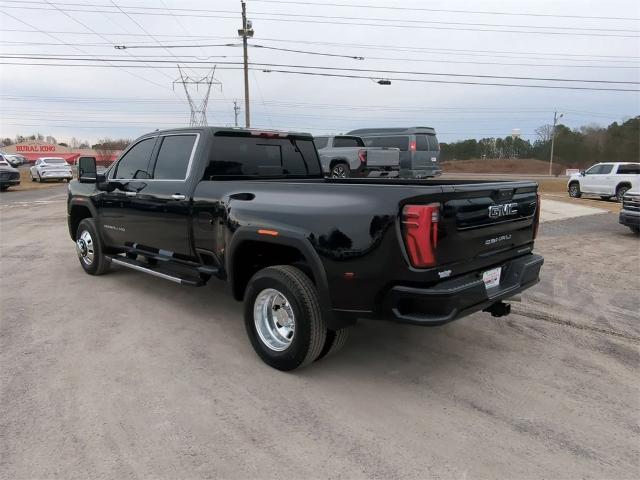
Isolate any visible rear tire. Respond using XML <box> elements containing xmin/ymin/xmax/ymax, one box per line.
<box><xmin>600</xmin><ymin>196</ymin><xmax>612</xmax><ymax>201</ymax></box>
<box><xmin>76</xmin><ymin>218</ymin><xmax>110</xmax><ymax>275</ymax></box>
<box><xmin>616</xmin><ymin>185</ymin><xmax>630</xmax><ymax>202</ymax></box>
<box><xmin>244</xmin><ymin>265</ymin><xmax>327</xmax><ymax>371</ymax></box>
<box><xmin>315</xmin><ymin>328</ymin><xmax>349</xmax><ymax>361</ymax></box>
<box><xmin>568</xmin><ymin>182</ymin><xmax>581</xmax><ymax>198</ymax></box>
<box><xmin>330</xmin><ymin>162</ymin><xmax>350</xmax><ymax>178</ymax></box>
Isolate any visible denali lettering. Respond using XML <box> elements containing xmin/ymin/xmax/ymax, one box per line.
<box><xmin>485</xmin><ymin>234</ymin><xmax>512</xmax><ymax>246</ymax></box>
<box><xmin>103</xmin><ymin>224</ymin><xmax>125</xmax><ymax>232</ymax></box>
<box><xmin>488</xmin><ymin>203</ymin><xmax>518</xmax><ymax>219</ymax></box>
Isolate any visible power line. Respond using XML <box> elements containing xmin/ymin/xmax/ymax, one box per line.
<box><xmin>43</xmin><ymin>0</ymin><xmax>176</xmax><ymax>82</ymax></box>
<box><xmin>0</xmin><ymin>10</ymin><xmax>169</xmax><ymax>89</ymax></box>
<box><xmin>249</xmin><ymin>0</ymin><xmax>640</xmax><ymax>21</ymax></box>
<box><xmin>2</xmin><ymin>55</ymin><xmax>637</xmax><ymax>84</ymax></box>
<box><xmin>2</xmin><ymin>60</ymin><xmax>637</xmax><ymax>92</ymax></box>
<box><xmin>2</xmin><ymin>28</ymin><xmax>638</xmax><ymax>61</ymax></box>
<box><xmin>259</xmin><ymin>69</ymin><xmax>640</xmax><ymax>92</ymax></box>
<box><xmin>2</xmin><ymin>2</ymin><xmax>638</xmax><ymax>37</ymax></box>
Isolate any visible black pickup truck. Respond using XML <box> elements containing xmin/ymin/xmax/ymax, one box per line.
<box><xmin>68</xmin><ymin>127</ymin><xmax>543</xmax><ymax>370</ymax></box>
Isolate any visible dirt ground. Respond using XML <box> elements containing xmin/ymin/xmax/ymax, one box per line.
<box><xmin>0</xmin><ymin>189</ymin><xmax>638</xmax><ymax>479</ymax></box>
<box><xmin>441</xmin><ymin>158</ymin><xmax>571</xmax><ymax>176</ymax></box>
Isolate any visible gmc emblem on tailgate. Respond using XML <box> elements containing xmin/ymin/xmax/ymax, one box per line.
<box><xmin>488</xmin><ymin>203</ymin><xmax>518</xmax><ymax>219</ymax></box>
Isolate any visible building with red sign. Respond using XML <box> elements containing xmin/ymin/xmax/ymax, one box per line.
<box><xmin>2</xmin><ymin>140</ymin><xmax>120</xmax><ymax>166</ymax></box>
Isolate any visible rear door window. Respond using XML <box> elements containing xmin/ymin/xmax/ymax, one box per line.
<box><xmin>617</xmin><ymin>164</ymin><xmax>640</xmax><ymax>175</ymax></box>
<box><xmin>113</xmin><ymin>138</ymin><xmax>156</xmax><ymax>179</ymax></box>
<box><xmin>427</xmin><ymin>135</ymin><xmax>440</xmax><ymax>151</ymax></box>
<box><xmin>313</xmin><ymin>137</ymin><xmax>328</xmax><ymax>149</ymax></box>
<box><xmin>204</xmin><ymin>135</ymin><xmax>322</xmax><ymax>178</ymax></box>
<box><xmin>363</xmin><ymin>136</ymin><xmax>409</xmax><ymax>151</ymax></box>
<box><xmin>415</xmin><ymin>135</ymin><xmax>429</xmax><ymax>151</ymax></box>
<box><xmin>333</xmin><ymin>136</ymin><xmax>363</xmax><ymax>148</ymax></box>
<box><xmin>152</xmin><ymin>134</ymin><xmax>197</xmax><ymax>180</ymax></box>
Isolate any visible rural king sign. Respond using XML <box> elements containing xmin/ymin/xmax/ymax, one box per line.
<box><xmin>16</xmin><ymin>144</ymin><xmax>58</xmax><ymax>153</ymax></box>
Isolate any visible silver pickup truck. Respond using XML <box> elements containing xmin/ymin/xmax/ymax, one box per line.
<box><xmin>313</xmin><ymin>135</ymin><xmax>400</xmax><ymax>178</ymax></box>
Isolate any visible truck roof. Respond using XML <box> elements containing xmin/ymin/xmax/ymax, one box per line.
<box><xmin>137</xmin><ymin>126</ymin><xmax>313</xmax><ymax>139</ymax></box>
<box><xmin>347</xmin><ymin>127</ymin><xmax>436</xmax><ymax>135</ymax></box>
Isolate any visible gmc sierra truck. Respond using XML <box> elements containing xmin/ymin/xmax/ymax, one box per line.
<box><xmin>68</xmin><ymin>127</ymin><xmax>543</xmax><ymax>371</ymax></box>
<box><xmin>313</xmin><ymin>135</ymin><xmax>400</xmax><ymax>178</ymax></box>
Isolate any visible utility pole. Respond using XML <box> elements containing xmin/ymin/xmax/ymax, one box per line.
<box><xmin>233</xmin><ymin>100</ymin><xmax>240</xmax><ymax>127</ymax></box>
<box><xmin>549</xmin><ymin>110</ymin><xmax>564</xmax><ymax>176</ymax></box>
<box><xmin>238</xmin><ymin>1</ymin><xmax>254</xmax><ymax>128</ymax></box>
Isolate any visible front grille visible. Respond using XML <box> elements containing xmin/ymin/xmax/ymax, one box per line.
<box><xmin>623</xmin><ymin>195</ymin><xmax>640</xmax><ymax>213</ymax></box>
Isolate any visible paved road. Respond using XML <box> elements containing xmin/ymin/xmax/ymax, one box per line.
<box><xmin>1</xmin><ymin>191</ymin><xmax>638</xmax><ymax>479</ymax></box>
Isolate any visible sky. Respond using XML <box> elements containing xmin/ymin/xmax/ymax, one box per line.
<box><xmin>0</xmin><ymin>0</ymin><xmax>639</xmax><ymax>145</ymax></box>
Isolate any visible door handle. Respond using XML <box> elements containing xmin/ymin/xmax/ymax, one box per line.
<box><xmin>171</xmin><ymin>194</ymin><xmax>186</xmax><ymax>200</ymax></box>
<box><xmin>124</xmin><ymin>191</ymin><xmax>137</xmax><ymax>197</ymax></box>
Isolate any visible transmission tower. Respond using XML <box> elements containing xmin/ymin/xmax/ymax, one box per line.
<box><xmin>173</xmin><ymin>65</ymin><xmax>222</xmax><ymax>126</ymax></box>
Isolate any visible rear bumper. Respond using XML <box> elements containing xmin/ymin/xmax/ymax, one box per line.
<box><xmin>401</xmin><ymin>168</ymin><xmax>442</xmax><ymax>178</ymax></box>
<box><xmin>382</xmin><ymin>253</ymin><xmax>544</xmax><ymax>326</ymax></box>
<box><xmin>619</xmin><ymin>210</ymin><xmax>640</xmax><ymax>227</ymax></box>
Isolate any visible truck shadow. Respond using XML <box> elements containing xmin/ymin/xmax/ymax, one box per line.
<box><xmin>106</xmin><ymin>266</ymin><xmax>508</xmax><ymax>384</ymax></box>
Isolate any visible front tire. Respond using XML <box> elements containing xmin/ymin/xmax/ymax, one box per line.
<box><xmin>630</xmin><ymin>226</ymin><xmax>640</xmax><ymax>234</ymax></box>
<box><xmin>568</xmin><ymin>182</ymin><xmax>581</xmax><ymax>198</ymax></box>
<box><xmin>244</xmin><ymin>265</ymin><xmax>327</xmax><ymax>371</ymax></box>
<box><xmin>75</xmin><ymin>218</ymin><xmax>110</xmax><ymax>275</ymax></box>
<box><xmin>330</xmin><ymin>162</ymin><xmax>350</xmax><ymax>178</ymax></box>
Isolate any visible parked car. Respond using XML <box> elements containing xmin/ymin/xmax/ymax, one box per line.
<box><xmin>0</xmin><ymin>158</ymin><xmax>21</xmax><ymax>190</ymax></box>
<box><xmin>3</xmin><ymin>154</ymin><xmax>25</xmax><ymax>167</ymax></box>
<box><xmin>346</xmin><ymin>127</ymin><xmax>441</xmax><ymax>178</ymax></box>
<box><xmin>68</xmin><ymin>127</ymin><xmax>543</xmax><ymax>371</ymax></box>
<box><xmin>619</xmin><ymin>190</ymin><xmax>640</xmax><ymax>233</ymax></box>
<box><xmin>30</xmin><ymin>157</ymin><xmax>73</xmax><ymax>182</ymax></box>
<box><xmin>313</xmin><ymin>135</ymin><xmax>400</xmax><ymax>177</ymax></box>
<box><xmin>567</xmin><ymin>162</ymin><xmax>639</xmax><ymax>201</ymax></box>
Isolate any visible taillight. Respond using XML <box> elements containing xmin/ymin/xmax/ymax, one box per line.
<box><xmin>402</xmin><ymin>204</ymin><xmax>439</xmax><ymax>268</ymax></box>
<box><xmin>358</xmin><ymin>149</ymin><xmax>367</xmax><ymax>164</ymax></box>
<box><xmin>409</xmin><ymin>141</ymin><xmax>417</xmax><ymax>151</ymax></box>
<box><xmin>533</xmin><ymin>192</ymin><xmax>541</xmax><ymax>239</ymax></box>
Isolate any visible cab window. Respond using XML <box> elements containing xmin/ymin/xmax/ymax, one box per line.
<box><xmin>152</xmin><ymin>135</ymin><xmax>197</xmax><ymax>180</ymax></box>
<box><xmin>113</xmin><ymin>138</ymin><xmax>155</xmax><ymax>179</ymax></box>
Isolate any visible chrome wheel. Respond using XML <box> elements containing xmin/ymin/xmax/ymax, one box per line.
<box><xmin>76</xmin><ymin>230</ymin><xmax>95</xmax><ymax>266</ymax></box>
<box><xmin>254</xmin><ymin>288</ymin><xmax>295</xmax><ymax>351</ymax></box>
<box><xmin>616</xmin><ymin>187</ymin><xmax>629</xmax><ymax>202</ymax></box>
<box><xmin>331</xmin><ymin>164</ymin><xmax>348</xmax><ymax>178</ymax></box>
<box><xmin>569</xmin><ymin>184</ymin><xmax>580</xmax><ymax>197</ymax></box>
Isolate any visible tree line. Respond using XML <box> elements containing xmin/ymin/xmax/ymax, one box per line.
<box><xmin>439</xmin><ymin>116</ymin><xmax>639</xmax><ymax>167</ymax></box>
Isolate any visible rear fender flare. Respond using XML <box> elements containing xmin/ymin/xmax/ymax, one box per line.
<box><xmin>226</xmin><ymin>227</ymin><xmax>335</xmax><ymax>326</ymax></box>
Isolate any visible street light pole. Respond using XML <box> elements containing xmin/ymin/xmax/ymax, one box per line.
<box><xmin>238</xmin><ymin>1</ymin><xmax>253</xmax><ymax>128</ymax></box>
<box><xmin>549</xmin><ymin>110</ymin><xmax>563</xmax><ymax>176</ymax></box>
<box><xmin>233</xmin><ymin>100</ymin><xmax>240</xmax><ymax>127</ymax></box>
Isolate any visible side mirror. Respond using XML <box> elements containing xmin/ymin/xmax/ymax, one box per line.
<box><xmin>580</xmin><ymin>170</ymin><xmax>586</xmax><ymax>176</ymax></box>
<box><xmin>78</xmin><ymin>156</ymin><xmax>99</xmax><ymax>183</ymax></box>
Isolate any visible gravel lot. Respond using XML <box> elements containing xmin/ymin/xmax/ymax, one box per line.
<box><xmin>1</xmin><ymin>188</ymin><xmax>638</xmax><ymax>479</ymax></box>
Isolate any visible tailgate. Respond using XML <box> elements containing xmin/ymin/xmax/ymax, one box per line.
<box><xmin>366</xmin><ymin>148</ymin><xmax>400</xmax><ymax>167</ymax></box>
<box><xmin>403</xmin><ymin>182</ymin><xmax>539</xmax><ymax>274</ymax></box>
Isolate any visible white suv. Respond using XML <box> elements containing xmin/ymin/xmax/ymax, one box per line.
<box><xmin>568</xmin><ymin>162</ymin><xmax>639</xmax><ymax>201</ymax></box>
